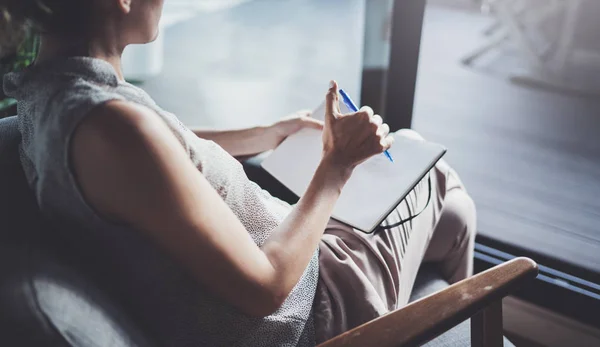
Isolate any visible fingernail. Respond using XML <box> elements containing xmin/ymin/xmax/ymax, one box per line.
<box><xmin>329</xmin><ymin>80</ymin><xmax>335</xmax><ymax>89</ymax></box>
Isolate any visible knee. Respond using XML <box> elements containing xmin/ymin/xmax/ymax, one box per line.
<box><xmin>451</xmin><ymin>190</ymin><xmax>477</xmax><ymax>242</ymax></box>
<box><xmin>441</xmin><ymin>189</ymin><xmax>477</xmax><ymax>245</ymax></box>
<box><xmin>395</xmin><ymin>129</ymin><xmax>425</xmax><ymax>142</ymax></box>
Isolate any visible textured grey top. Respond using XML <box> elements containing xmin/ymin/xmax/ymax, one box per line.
<box><xmin>3</xmin><ymin>57</ymin><xmax>319</xmax><ymax>347</ymax></box>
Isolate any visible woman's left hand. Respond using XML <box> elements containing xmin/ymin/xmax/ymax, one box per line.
<box><xmin>268</xmin><ymin>110</ymin><xmax>324</xmax><ymax>148</ymax></box>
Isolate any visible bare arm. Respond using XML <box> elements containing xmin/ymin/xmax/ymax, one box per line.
<box><xmin>192</xmin><ymin>126</ymin><xmax>272</xmax><ymax>157</ymax></box>
<box><xmin>71</xmin><ymin>82</ymin><xmax>392</xmax><ymax>317</ymax></box>
<box><xmin>191</xmin><ymin>111</ymin><xmax>323</xmax><ymax>157</ymax></box>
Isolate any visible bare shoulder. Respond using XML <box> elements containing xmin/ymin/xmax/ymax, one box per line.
<box><xmin>71</xmin><ymin>99</ymin><xmax>185</xmax><ymax>167</ymax></box>
<box><xmin>73</xmin><ymin>100</ymin><xmax>165</xmax><ymax>148</ymax></box>
<box><xmin>70</xmin><ymin>99</ymin><xmax>185</xmax><ymax>179</ymax></box>
<box><xmin>70</xmin><ymin>99</ymin><xmax>187</xmax><ymax>222</ymax></box>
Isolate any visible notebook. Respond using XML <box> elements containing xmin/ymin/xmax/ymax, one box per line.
<box><xmin>261</xmin><ymin>101</ymin><xmax>447</xmax><ymax>233</ymax></box>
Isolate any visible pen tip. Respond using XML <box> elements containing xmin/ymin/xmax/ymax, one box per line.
<box><xmin>386</xmin><ymin>152</ymin><xmax>394</xmax><ymax>162</ymax></box>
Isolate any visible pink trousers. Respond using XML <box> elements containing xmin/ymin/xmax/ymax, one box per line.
<box><xmin>313</xmin><ymin>129</ymin><xmax>477</xmax><ymax>343</ymax></box>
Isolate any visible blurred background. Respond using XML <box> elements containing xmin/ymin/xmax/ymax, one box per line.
<box><xmin>1</xmin><ymin>0</ymin><xmax>599</xmax><ymax>345</ymax></box>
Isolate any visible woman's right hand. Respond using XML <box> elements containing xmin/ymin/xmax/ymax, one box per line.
<box><xmin>322</xmin><ymin>81</ymin><xmax>394</xmax><ymax>171</ymax></box>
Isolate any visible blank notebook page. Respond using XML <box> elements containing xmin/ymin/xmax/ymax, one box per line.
<box><xmin>261</xmin><ymin>101</ymin><xmax>446</xmax><ymax>233</ymax></box>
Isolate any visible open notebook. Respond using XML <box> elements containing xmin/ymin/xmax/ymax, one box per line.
<box><xmin>261</xmin><ymin>101</ymin><xmax>446</xmax><ymax>233</ymax></box>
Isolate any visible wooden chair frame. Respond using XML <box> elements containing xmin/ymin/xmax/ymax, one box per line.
<box><xmin>318</xmin><ymin>258</ymin><xmax>538</xmax><ymax>347</ymax></box>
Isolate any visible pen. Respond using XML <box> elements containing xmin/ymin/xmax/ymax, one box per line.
<box><xmin>339</xmin><ymin>88</ymin><xmax>394</xmax><ymax>163</ymax></box>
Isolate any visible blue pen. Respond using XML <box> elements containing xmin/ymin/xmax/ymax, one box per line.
<box><xmin>339</xmin><ymin>88</ymin><xmax>394</xmax><ymax>163</ymax></box>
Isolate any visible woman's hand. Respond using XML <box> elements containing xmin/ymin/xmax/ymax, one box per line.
<box><xmin>322</xmin><ymin>81</ymin><xmax>394</xmax><ymax>170</ymax></box>
<box><xmin>268</xmin><ymin>110</ymin><xmax>324</xmax><ymax>148</ymax></box>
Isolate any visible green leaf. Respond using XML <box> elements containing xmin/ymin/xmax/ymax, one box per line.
<box><xmin>0</xmin><ymin>98</ymin><xmax>17</xmax><ymax>111</ymax></box>
<box><xmin>1</xmin><ymin>27</ymin><xmax>40</xmax><ymax>73</ymax></box>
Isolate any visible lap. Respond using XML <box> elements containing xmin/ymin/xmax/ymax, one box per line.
<box><xmin>314</xmin><ymin>130</ymin><xmax>470</xmax><ymax>342</ymax></box>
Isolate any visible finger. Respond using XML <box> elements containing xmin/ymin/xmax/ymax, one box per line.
<box><xmin>377</xmin><ymin>123</ymin><xmax>390</xmax><ymax>137</ymax></box>
<box><xmin>381</xmin><ymin>135</ymin><xmax>395</xmax><ymax>150</ymax></box>
<box><xmin>325</xmin><ymin>80</ymin><xmax>340</xmax><ymax>122</ymax></box>
<box><xmin>359</xmin><ymin>106</ymin><xmax>374</xmax><ymax>118</ymax></box>
<box><xmin>302</xmin><ymin>117</ymin><xmax>325</xmax><ymax>130</ymax></box>
<box><xmin>371</xmin><ymin>114</ymin><xmax>383</xmax><ymax>127</ymax></box>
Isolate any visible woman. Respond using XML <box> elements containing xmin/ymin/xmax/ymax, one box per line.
<box><xmin>1</xmin><ymin>1</ymin><xmax>476</xmax><ymax>346</ymax></box>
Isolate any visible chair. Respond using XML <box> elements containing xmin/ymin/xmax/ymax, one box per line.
<box><xmin>0</xmin><ymin>115</ymin><xmax>537</xmax><ymax>346</ymax></box>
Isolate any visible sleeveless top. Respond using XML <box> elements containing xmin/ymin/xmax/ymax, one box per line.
<box><xmin>3</xmin><ymin>57</ymin><xmax>319</xmax><ymax>347</ymax></box>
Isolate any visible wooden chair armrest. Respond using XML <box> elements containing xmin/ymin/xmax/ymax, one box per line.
<box><xmin>318</xmin><ymin>257</ymin><xmax>538</xmax><ymax>347</ymax></box>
